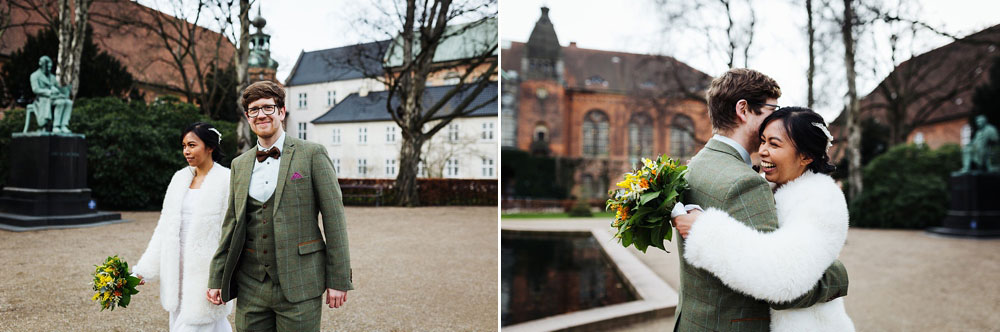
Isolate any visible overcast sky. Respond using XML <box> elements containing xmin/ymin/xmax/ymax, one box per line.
<box><xmin>500</xmin><ymin>0</ymin><xmax>1000</xmax><ymax>121</ymax></box>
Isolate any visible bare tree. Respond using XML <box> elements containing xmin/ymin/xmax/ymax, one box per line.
<box><xmin>806</xmin><ymin>0</ymin><xmax>816</xmax><ymax>108</ymax></box>
<box><xmin>55</xmin><ymin>0</ymin><xmax>93</xmax><ymax>99</ymax></box>
<box><xmin>841</xmin><ymin>0</ymin><xmax>863</xmax><ymax>201</ymax></box>
<box><xmin>342</xmin><ymin>0</ymin><xmax>498</xmax><ymax>206</ymax></box>
<box><xmin>211</xmin><ymin>0</ymin><xmax>253</xmax><ymax>151</ymax></box>
<box><xmin>654</xmin><ymin>0</ymin><xmax>757</xmax><ymax>69</ymax></box>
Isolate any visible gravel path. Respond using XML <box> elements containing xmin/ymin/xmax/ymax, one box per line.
<box><xmin>0</xmin><ymin>207</ymin><xmax>498</xmax><ymax>332</ymax></box>
<box><xmin>613</xmin><ymin>227</ymin><xmax>1000</xmax><ymax>332</ymax></box>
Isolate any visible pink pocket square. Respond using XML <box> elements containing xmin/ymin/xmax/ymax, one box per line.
<box><xmin>291</xmin><ymin>172</ymin><xmax>303</xmax><ymax>180</ymax></box>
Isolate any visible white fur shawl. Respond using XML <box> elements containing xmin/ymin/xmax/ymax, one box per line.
<box><xmin>134</xmin><ymin>163</ymin><xmax>233</xmax><ymax>324</ymax></box>
<box><xmin>683</xmin><ymin>171</ymin><xmax>854</xmax><ymax>332</ymax></box>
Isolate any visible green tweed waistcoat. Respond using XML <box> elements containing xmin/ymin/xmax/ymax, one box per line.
<box><xmin>673</xmin><ymin>138</ymin><xmax>849</xmax><ymax>332</ymax></box>
<box><xmin>209</xmin><ymin>136</ymin><xmax>354</xmax><ymax>304</ymax></box>
<box><xmin>239</xmin><ymin>195</ymin><xmax>280</xmax><ymax>283</ymax></box>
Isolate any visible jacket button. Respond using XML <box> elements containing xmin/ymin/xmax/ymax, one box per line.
<box><xmin>263</xmin><ymin>250</ymin><xmax>268</xmax><ymax>254</ymax></box>
<box><xmin>262</xmin><ymin>219</ymin><xmax>266</xmax><ymax>224</ymax></box>
<box><xmin>262</xmin><ymin>204</ymin><xmax>267</xmax><ymax>208</ymax></box>
<box><xmin>263</xmin><ymin>234</ymin><xmax>268</xmax><ymax>239</ymax></box>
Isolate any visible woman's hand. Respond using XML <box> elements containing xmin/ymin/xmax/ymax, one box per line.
<box><xmin>672</xmin><ymin>209</ymin><xmax>703</xmax><ymax>239</ymax></box>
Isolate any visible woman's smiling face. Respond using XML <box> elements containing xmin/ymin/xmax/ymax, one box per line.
<box><xmin>758</xmin><ymin>119</ymin><xmax>811</xmax><ymax>185</ymax></box>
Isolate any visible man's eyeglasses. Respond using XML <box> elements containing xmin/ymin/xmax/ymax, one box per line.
<box><xmin>246</xmin><ymin>104</ymin><xmax>278</xmax><ymax>117</ymax></box>
<box><xmin>752</xmin><ymin>102</ymin><xmax>781</xmax><ymax>111</ymax></box>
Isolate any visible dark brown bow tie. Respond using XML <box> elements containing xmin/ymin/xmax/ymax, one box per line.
<box><xmin>256</xmin><ymin>147</ymin><xmax>281</xmax><ymax>162</ymax></box>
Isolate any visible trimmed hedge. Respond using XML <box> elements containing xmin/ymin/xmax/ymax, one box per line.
<box><xmin>0</xmin><ymin>97</ymin><xmax>240</xmax><ymax>210</ymax></box>
<box><xmin>337</xmin><ymin>178</ymin><xmax>497</xmax><ymax>206</ymax></box>
<box><xmin>848</xmin><ymin>143</ymin><xmax>961</xmax><ymax>229</ymax></box>
<box><xmin>500</xmin><ymin>149</ymin><xmax>578</xmax><ymax>199</ymax></box>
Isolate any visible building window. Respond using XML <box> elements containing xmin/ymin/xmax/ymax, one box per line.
<box><xmin>357</xmin><ymin>159</ymin><xmax>367</xmax><ymax>176</ymax></box>
<box><xmin>298</xmin><ymin>122</ymin><xmax>307</xmax><ymax>140</ymax></box>
<box><xmin>298</xmin><ymin>92</ymin><xmax>307</xmax><ymax>109</ymax></box>
<box><xmin>327</xmin><ymin>90</ymin><xmax>335</xmax><ymax>106</ymax></box>
<box><xmin>670</xmin><ymin>115</ymin><xmax>696</xmax><ymax>160</ymax></box>
<box><xmin>582</xmin><ymin>110</ymin><xmax>609</xmax><ymax>157</ymax></box>
<box><xmin>332</xmin><ymin>128</ymin><xmax>341</xmax><ymax>144</ymax></box>
<box><xmin>443</xmin><ymin>71</ymin><xmax>461</xmax><ymax>85</ymax></box>
<box><xmin>445</xmin><ymin>158</ymin><xmax>459</xmax><ymax>178</ymax></box>
<box><xmin>386</xmin><ymin>126</ymin><xmax>396</xmax><ymax>143</ymax></box>
<box><xmin>481</xmin><ymin>122</ymin><xmax>494</xmax><ymax>140</ymax></box>
<box><xmin>448</xmin><ymin>123</ymin><xmax>460</xmax><ymax>141</ymax></box>
<box><xmin>482</xmin><ymin>158</ymin><xmax>494</xmax><ymax>177</ymax></box>
<box><xmin>534</xmin><ymin>124</ymin><xmax>549</xmax><ymax>142</ymax></box>
<box><xmin>332</xmin><ymin>158</ymin><xmax>341</xmax><ymax>174</ymax></box>
<box><xmin>585</xmin><ymin>75</ymin><xmax>608</xmax><ymax>87</ymax></box>
<box><xmin>628</xmin><ymin>113</ymin><xmax>654</xmax><ymax>166</ymax></box>
<box><xmin>358</xmin><ymin>127</ymin><xmax>367</xmax><ymax>144</ymax></box>
<box><xmin>385</xmin><ymin>159</ymin><xmax>396</xmax><ymax>176</ymax></box>
<box><xmin>418</xmin><ymin>160</ymin><xmax>428</xmax><ymax>178</ymax></box>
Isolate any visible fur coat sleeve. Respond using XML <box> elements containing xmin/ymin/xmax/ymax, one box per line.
<box><xmin>682</xmin><ymin>171</ymin><xmax>849</xmax><ymax>303</ymax></box>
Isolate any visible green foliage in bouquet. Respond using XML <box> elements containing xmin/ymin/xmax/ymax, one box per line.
<box><xmin>91</xmin><ymin>256</ymin><xmax>141</xmax><ymax>311</ymax></box>
<box><xmin>606</xmin><ymin>155</ymin><xmax>689</xmax><ymax>253</ymax></box>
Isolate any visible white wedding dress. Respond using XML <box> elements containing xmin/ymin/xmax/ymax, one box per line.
<box><xmin>169</xmin><ymin>188</ymin><xmax>232</xmax><ymax>332</ymax></box>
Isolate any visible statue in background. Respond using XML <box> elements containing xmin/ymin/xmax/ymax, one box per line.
<box><xmin>959</xmin><ymin>115</ymin><xmax>999</xmax><ymax>173</ymax></box>
<box><xmin>26</xmin><ymin>55</ymin><xmax>73</xmax><ymax>134</ymax></box>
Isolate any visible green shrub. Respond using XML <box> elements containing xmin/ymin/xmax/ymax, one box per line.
<box><xmin>0</xmin><ymin>98</ymin><xmax>241</xmax><ymax>210</ymax></box>
<box><xmin>500</xmin><ymin>149</ymin><xmax>578</xmax><ymax>199</ymax></box>
<box><xmin>849</xmin><ymin>143</ymin><xmax>961</xmax><ymax>229</ymax></box>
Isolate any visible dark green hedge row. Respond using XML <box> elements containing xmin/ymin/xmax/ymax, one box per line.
<box><xmin>848</xmin><ymin>143</ymin><xmax>961</xmax><ymax>229</ymax></box>
<box><xmin>336</xmin><ymin>178</ymin><xmax>497</xmax><ymax>206</ymax></box>
<box><xmin>0</xmin><ymin>97</ymin><xmax>241</xmax><ymax>210</ymax></box>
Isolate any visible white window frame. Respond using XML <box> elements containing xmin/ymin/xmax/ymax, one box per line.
<box><xmin>298</xmin><ymin>122</ymin><xmax>307</xmax><ymax>140</ymax></box>
<box><xmin>332</xmin><ymin>158</ymin><xmax>341</xmax><ymax>174</ymax></box>
<box><xmin>482</xmin><ymin>157</ymin><xmax>494</xmax><ymax>177</ymax></box>
<box><xmin>358</xmin><ymin>159</ymin><xmax>367</xmax><ymax>176</ymax></box>
<box><xmin>298</xmin><ymin>92</ymin><xmax>307</xmax><ymax>109</ymax></box>
<box><xmin>385</xmin><ymin>159</ymin><xmax>396</xmax><ymax>176</ymax></box>
<box><xmin>448</xmin><ymin>123</ymin><xmax>459</xmax><ymax>142</ymax></box>
<box><xmin>327</xmin><ymin>90</ymin><xmax>335</xmax><ymax>106</ymax></box>
<box><xmin>331</xmin><ymin>128</ymin><xmax>341</xmax><ymax>145</ymax></box>
<box><xmin>481</xmin><ymin>121</ymin><xmax>494</xmax><ymax>140</ymax></box>
<box><xmin>358</xmin><ymin>127</ymin><xmax>368</xmax><ymax>144</ymax></box>
<box><xmin>386</xmin><ymin>126</ymin><xmax>396</xmax><ymax>143</ymax></box>
<box><xmin>445</xmin><ymin>158</ymin><xmax>459</xmax><ymax>178</ymax></box>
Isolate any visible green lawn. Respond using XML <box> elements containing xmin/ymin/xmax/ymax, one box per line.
<box><xmin>500</xmin><ymin>211</ymin><xmax>615</xmax><ymax>219</ymax></box>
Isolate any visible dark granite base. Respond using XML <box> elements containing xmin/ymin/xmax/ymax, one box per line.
<box><xmin>926</xmin><ymin>173</ymin><xmax>1000</xmax><ymax>238</ymax></box>
<box><xmin>0</xmin><ymin>211</ymin><xmax>124</xmax><ymax>232</ymax></box>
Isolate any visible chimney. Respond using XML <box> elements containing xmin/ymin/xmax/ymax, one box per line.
<box><xmin>569</xmin><ymin>42</ymin><xmax>577</xmax><ymax>48</ymax></box>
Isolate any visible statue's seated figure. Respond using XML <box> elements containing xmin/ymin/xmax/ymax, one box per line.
<box><xmin>25</xmin><ymin>55</ymin><xmax>73</xmax><ymax>134</ymax></box>
<box><xmin>960</xmin><ymin>115</ymin><xmax>999</xmax><ymax>174</ymax></box>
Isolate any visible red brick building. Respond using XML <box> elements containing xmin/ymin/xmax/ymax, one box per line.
<box><xmin>830</xmin><ymin>24</ymin><xmax>1000</xmax><ymax>159</ymax></box>
<box><xmin>501</xmin><ymin>7</ymin><xmax>713</xmax><ymax>199</ymax></box>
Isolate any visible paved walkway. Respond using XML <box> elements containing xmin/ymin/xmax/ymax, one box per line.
<box><xmin>503</xmin><ymin>217</ymin><xmax>1000</xmax><ymax>332</ymax></box>
<box><xmin>0</xmin><ymin>207</ymin><xmax>497</xmax><ymax>332</ymax></box>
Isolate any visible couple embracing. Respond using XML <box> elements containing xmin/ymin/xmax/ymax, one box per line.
<box><xmin>669</xmin><ymin>68</ymin><xmax>854</xmax><ymax>332</ymax></box>
<box><xmin>133</xmin><ymin>81</ymin><xmax>353</xmax><ymax>331</ymax></box>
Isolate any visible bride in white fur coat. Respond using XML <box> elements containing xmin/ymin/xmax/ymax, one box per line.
<box><xmin>674</xmin><ymin>108</ymin><xmax>854</xmax><ymax>332</ymax></box>
<box><xmin>134</xmin><ymin>122</ymin><xmax>233</xmax><ymax>332</ymax></box>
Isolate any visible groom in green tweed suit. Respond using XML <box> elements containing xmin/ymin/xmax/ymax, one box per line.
<box><xmin>672</xmin><ymin>69</ymin><xmax>849</xmax><ymax>331</ymax></box>
<box><xmin>207</xmin><ymin>81</ymin><xmax>353</xmax><ymax>331</ymax></box>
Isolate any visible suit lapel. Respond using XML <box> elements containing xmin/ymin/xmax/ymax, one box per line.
<box><xmin>272</xmin><ymin>137</ymin><xmax>296</xmax><ymax>218</ymax></box>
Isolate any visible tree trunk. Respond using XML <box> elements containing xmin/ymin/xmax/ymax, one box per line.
<box><xmin>806</xmin><ymin>0</ymin><xmax>815</xmax><ymax>109</ymax></box>
<box><xmin>396</xmin><ymin>135</ymin><xmax>426</xmax><ymax>207</ymax></box>
<box><xmin>56</xmin><ymin>0</ymin><xmax>91</xmax><ymax>99</ymax></box>
<box><xmin>842</xmin><ymin>0</ymin><xmax>863</xmax><ymax>201</ymax></box>
<box><xmin>235</xmin><ymin>0</ymin><xmax>252</xmax><ymax>152</ymax></box>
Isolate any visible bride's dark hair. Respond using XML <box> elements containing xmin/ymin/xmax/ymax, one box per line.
<box><xmin>757</xmin><ymin>107</ymin><xmax>836</xmax><ymax>174</ymax></box>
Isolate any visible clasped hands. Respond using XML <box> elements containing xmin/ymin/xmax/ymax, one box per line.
<box><xmin>205</xmin><ymin>288</ymin><xmax>349</xmax><ymax>308</ymax></box>
<box><xmin>672</xmin><ymin>208</ymin><xmax>703</xmax><ymax>239</ymax></box>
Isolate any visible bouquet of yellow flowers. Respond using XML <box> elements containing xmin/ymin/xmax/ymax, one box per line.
<box><xmin>606</xmin><ymin>155</ymin><xmax>689</xmax><ymax>253</ymax></box>
<box><xmin>91</xmin><ymin>255</ymin><xmax>141</xmax><ymax>311</ymax></box>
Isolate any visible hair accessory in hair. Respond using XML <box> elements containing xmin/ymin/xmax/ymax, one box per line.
<box><xmin>208</xmin><ymin>128</ymin><xmax>222</xmax><ymax>144</ymax></box>
<box><xmin>812</xmin><ymin>122</ymin><xmax>833</xmax><ymax>153</ymax></box>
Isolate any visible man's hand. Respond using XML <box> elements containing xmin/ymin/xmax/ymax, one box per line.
<box><xmin>206</xmin><ymin>289</ymin><xmax>223</xmax><ymax>305</ymax></box>
<box><xmin>326</xmin><ymin>288</ymin><xmax>348</xmax><ymax>309</ymax></box>
<box><xmin>672</xmin><ymin>209</ymin><xmax>703</xmax><ymax>239</ymax></box>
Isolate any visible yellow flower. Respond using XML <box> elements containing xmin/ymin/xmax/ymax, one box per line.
<box><xmin>102</xmin><ymin>291</ymin><xmax>111</xmax><ymax>301</ymax></box>
<box><xmin>92</xmin><ymin>293</ymin><xmax>100</xmax><ymax>301</ymax></box>
<box><xmin>642</xmin><ymin>158</ymin><xmax>655</xmax><ymax>170</ymax></box>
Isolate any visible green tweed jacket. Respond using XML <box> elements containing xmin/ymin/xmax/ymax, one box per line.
<box><xmin>674</xmin><ymin>138</ymin><xmax>848</xmax><ymax>331</ymax></box>
<box><xmin>208</xmin><ymin>136</ymin><xmax>353</xmax><ymax>303</ymax></box>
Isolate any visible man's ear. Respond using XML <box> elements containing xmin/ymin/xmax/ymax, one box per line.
<box><xmin>735</xmin><ymin>99</ymin><xmax>750</xmax><ymax>124</ymax></box>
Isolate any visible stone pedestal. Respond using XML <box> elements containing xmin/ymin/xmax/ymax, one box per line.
<box><xmin>927</xmin><ymin>173</ymin><xmax>1000</xmax><ymax>238</ymax></box>
<box><xmin>0</xmin><ymin>134</ymin><xmax>122</xmax><ymax>231</ymax></box>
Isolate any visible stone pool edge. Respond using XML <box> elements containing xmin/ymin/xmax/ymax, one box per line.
<box><xmin>501</xmin><ymin>223</ymin><xmax>678</xmax><ymax>332</ymax></box>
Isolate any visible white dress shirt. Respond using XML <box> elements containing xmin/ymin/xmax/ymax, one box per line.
<box><xmin>249</xmin><ymin>132</ymin><xmax>285</xmax><ymax>202</ymax></box>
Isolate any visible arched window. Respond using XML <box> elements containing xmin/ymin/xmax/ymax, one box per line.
<box><xmin>582</xmin><ymin>110</ymin><xmax>609</xmax><ymax>157</ymax></box>
<box><xmin>534</xmin><ymin>124</ymin><xmax>549</xmax><ymax>142</ymax></box>
<box><xmin>670</xmin><ymin>115</ymin><xmax>696</xmax><ymax>159</ymax></box>
<box><xmin>628</xmin><ymin>113</ymin><xmax>654</xmax><ymax>166</ymax></box>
